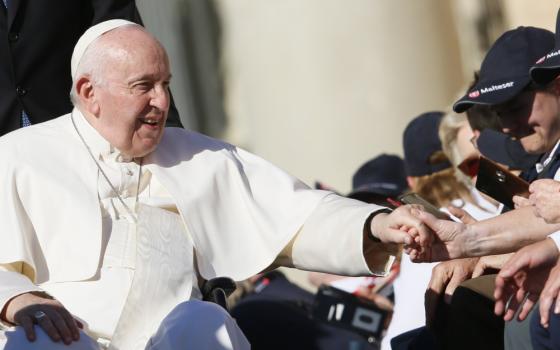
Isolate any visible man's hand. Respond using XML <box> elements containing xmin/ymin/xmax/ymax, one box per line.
<box><xmin>472</xmin><ymin>253</ymin><xmax>514</xmax><ymax>278</ymax></box>
<box><xmin>425</xmin><ymin>258</ymin><xmax>479</xmax><ymax>327</ymax></box>
<box><xmin>494</xmin><ymin>239</ymin><xmax>559</xmax><ymax>322</ymax></box>
<box><xmin>405</xmin><ymin>210</ymin><xmax>471</xmax><ymax>262</ymax></box>
<box><xmin>538</xmin><ymin>260</ymin><xmax>560</xmax><ymax>328</ymax></box>
<box><xmin>529</xmin><ymin>179</ymin><xmax>560</xmax><ymax>224</ymax></box>
<box><xmin>370</xmin><ymin>205</ymin><xmax>432</xmax><ymax>248</ymax></box>
<box><xmin>2</xmin><ymin>292</ymin><xmax>82</xmax><ymax>344</ymax></box>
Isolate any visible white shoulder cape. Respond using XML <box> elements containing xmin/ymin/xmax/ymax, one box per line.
<box><xmin>0</xmin><ymin>110</ymin><xmax>327</xmax><ymax>283</ymax></box>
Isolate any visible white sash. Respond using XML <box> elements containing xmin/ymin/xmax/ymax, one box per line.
<box><xmin>109</xmin><ymin>205</ymin><xmax>195</xmax><ymax>350</ymax></box>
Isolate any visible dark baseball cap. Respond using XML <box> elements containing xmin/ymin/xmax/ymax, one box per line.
<box><xmin>348</xmin><ymin>154</ymin><xmax>408</xmax><ymax>198</ymax></box>
<box><xmin>403</xmin><ymin>111</ymin><xmax>451</xmax><ymax>177</ymax></box>
<box><xmin>476</xmin><ymin>129</ymin><xmax>540</xmax><ymax>171</ymax></box>
<box><xmin>454</xmin><ymin>26</ymin><xmax>555</xmax><ymax>113</ymax></box>
<box><xmin>531</xmin><ymin>9</ymin><xmax>560</xmax><ymax>85</ymax></box>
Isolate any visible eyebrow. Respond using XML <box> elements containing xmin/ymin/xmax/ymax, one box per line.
<box><xmin>127</xmin><ymin>73</ymin><xmax>173</xmax><ymax>83</ymax></box>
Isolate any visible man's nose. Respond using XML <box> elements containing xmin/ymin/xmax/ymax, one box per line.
<box><xmin>151</xmin><ymin>86</ymin><xmax>170</xmax><ymax>111</ymax></box>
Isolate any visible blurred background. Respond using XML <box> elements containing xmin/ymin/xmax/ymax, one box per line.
<box><xmin>137</xmin><ymin>0</ymin><xmax>557</xmax><ymax>193</ymax></box>
<box><xmin>135</xmin><ymin>0</ymin><xmax>558</xmax><ymax>287</ymax></box>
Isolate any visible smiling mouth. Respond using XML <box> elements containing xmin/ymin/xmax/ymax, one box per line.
<box><xmin>139</xmin><ymin>118</ymin><xmax>160</xmax><ymax>126</ymax></box>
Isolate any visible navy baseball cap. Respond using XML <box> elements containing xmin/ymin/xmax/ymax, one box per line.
<box><xmin>348</xmin><ymin>154</ymin><xmax>407</xmax><ymax>198</ymax></box>
<box><xmin>476</xmin><ymin>129</ymin><xmax>540</xmax><ymax>171</ymax></box>
<box><xmin>531</xmin><ymin>9</ymin><xmax>560</xmax><ymax>85</ymax></box>
<box><xmin>403</xmin><ymin>111</ymin><xmax>451</xmax><ymax>177</ymax></box>
<box><xmin>454</xmin><ymin>26</ymin><xmax>555</xmax><ymax>113</ymax></box>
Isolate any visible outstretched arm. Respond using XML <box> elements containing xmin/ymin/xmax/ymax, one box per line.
<box><xmin>409</xmin><ymin>206</ymin><xmax>560</xmax><ymax>262</ymax></box>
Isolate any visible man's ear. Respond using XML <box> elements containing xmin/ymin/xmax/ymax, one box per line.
<box><xmin>75</xmin><ymin>76</ymin><xmax>100</xmax><ymax>116</ymax></box>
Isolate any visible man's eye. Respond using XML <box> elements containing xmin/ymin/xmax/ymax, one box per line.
<box><xmin>131</xmin><ymin>83</ymin><xmax>152</xmax><ymax>94</ymax></box>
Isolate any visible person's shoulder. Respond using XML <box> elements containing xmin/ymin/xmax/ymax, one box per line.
<box><xmin>161</xmin><ymin>127</ymin><xmax>235</xmax><ymax>153</ymax></box>
<box><xmin>0</xmin><ymin>114</ymin><xmax>74</xmax><ymax>155</ymax></box>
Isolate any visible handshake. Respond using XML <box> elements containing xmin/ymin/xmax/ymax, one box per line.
<box><xmin>370</xmin><ymin>204</ymin><xmax>468</xmax><ymax>263</ymax></box>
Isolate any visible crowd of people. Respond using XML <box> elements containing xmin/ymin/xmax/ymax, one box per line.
<box><xmin>2</xmin><ymin>2</ymin><xmax>560</xmax><ymax>350</ymax></box>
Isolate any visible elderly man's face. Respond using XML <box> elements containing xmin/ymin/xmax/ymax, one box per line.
<box><xmin>92</xmin><ymin>29</ymin><xmax>171</xmax><ymax>158</ymax></box>
<box><xmin>494</xmin><ymin>87</ymin><xmax>560</xmax><ymax>155</ymax></box>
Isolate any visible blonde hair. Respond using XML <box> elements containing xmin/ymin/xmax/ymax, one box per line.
<box><xmin>438</xmin><ymin>110</ymin><xmax>474</xmax><ymax>189</ymax></box>
<box><xmin>412</xmin><ymin>167</ymin><xmax>473</xmax><ymax>208</ymax></box>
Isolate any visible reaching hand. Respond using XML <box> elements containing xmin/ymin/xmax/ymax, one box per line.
<box><xmin>370</xmin><ymin>205</ymin><xmax>433</xmax><ymax>248</ymax></box>
<box><xmin>424</xmin><ymin>258</ymin><xmax>479</xmax><ymax>327</ymax></box>
<box><xmin>529</xmin><ymin>179</ymin><xmax>560</xmax><ymax>224</ymax></box>
<box><xmin>494</xmin><ymin>239</ymin><xmax>559</xmax><ymax>322</ymax></box>
<box><xmin>538</xmin><ymin>261</ymin><xmax>560</xmax><ymax>328</ymax></box>
<box><xmin>405</xmin><ymin>210</ymin><xmax>471</xmax><ymax>262</ymax></box>
<box><xmin>472</xmin><ymin>253</ymin><xmax>513</xmax><ymax>278</ymax></box>
<box><xmin>1</xmin><ymin>291</ymin><xmax>82</xmax><ymax>344</ymax></box>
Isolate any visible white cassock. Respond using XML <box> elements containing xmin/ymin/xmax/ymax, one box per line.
<box><xmin>0</xmin><ymin>109</ymin><xmax>396</xmax><ymax>349</ymax></box>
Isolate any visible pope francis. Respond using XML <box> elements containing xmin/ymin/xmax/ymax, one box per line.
<box><xmin>0</xmin><ymin>20</ymin><xmax>429</xmax><ymax>349</ymax></box>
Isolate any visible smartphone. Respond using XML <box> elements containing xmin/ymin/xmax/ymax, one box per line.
<box><xmin>475</xmin><ymin>156</ymin><xmax>529</xmax><ymax>208</ymax></box>
<box><xmin>398</xmin><ymin>192</ymin><xmax>452</xmax><ymax>220</ymax></box>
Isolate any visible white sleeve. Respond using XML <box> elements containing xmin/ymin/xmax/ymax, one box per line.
<box><xmin>0</xmin><ymin>264</ymin><xmax>42</xmax><ymax>323</ymax></box>
<box><xmin>289</xmin><ymin>193</ymin><xmax>396</xmax><ymax>276</ymax></box>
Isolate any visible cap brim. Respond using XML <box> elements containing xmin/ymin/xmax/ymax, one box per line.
<box><xmin>477</xmin><ymin>129</ymin><xmax>539</xmax><ymax>170</ymax></box>
<box><xmin>530</xmin><ymin>54</ymin><xmax>560</xmax><ymax>85</ymax></box>
<box><xmin>453</xmin><ymin>76</ymin><xmax>529</xmax><ymax>113</ymax></box>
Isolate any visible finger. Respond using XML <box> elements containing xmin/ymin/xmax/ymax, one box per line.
<box><xmin>425</xmin><ymin>266</ymin><xmax>448</xmax><ymax>325</ymax></box>
<box><xmin>540</xmin><ymin>293</ymin><xmax>554</xmax><ymax>328</ymax></box>
<box><xmin>494</xmin><ymin>276</ymin><xmax>507</xmax><ymax>316</ymax></box>
<box><xmin>412</xmin><ymin>209</ymin><xmax>441</xmax><ymax>233</ymax></box>
<box><xmin>512</xmin><ymin>196</ymin><xmax>529</xmax><ymax>209</ymax></box>
<box><xmin>504</xmin><ymin>288</ymin><xmax>527</xmax><ymax>321</ymax></box>
<box><xmin>18</xmin><ymin>315</ymin><xmax>36</xmax><ymax>342</ymax></box>
<box><xmin>36</xmin><ymin>313</ymin><xmax>62</xmax><ymax>342</ymax></box>
<box><xmin>59</xmin><ymin>309</ymin><xmax>81</xmax><ymax>341</ymax></box>
<box><xmin>472</xmin><ymin>262</ymin><xmax>485</xmax><ymax>278</ymax></box>
<box><xmin>497</xmin><ymin>282</ymin><xmax>519</xmax><ymax>319</ymax></box>
<box><xmin>498</xmin><ymin>256</ymin><xmax>528</xmax><ymax>279</ymax></box>
<box><xmin>443</xmin><ymin>273</ymin><xmax>465</xmax><ymax>304</ymax></box>
<box><xmin>385</xmin><ymin>228</ymin><xmax>413</xmax><ymax>245</ymax></box>
<box><xmin>395</xmin><ymin>210</ymin><xmax>432</xmax><ymax>247</ymax></box>
<box><xmin>48</xmin><ymin>310</ymin><xmax>74</xmax><ymax>344</ymax></box>
<box><xmin>518</xmin><ymin>293</ymin><xmax>538</xmax><ymax>321</ymax></box>
<box><xmin>447</xmin><ymin>206</ymin><xmax>476</xmax><ymax>224</ymax></box>
<box><xmin>408</xmin><ymin>249</ymin><xmax>421</xmax><ymax>262</ymax></box>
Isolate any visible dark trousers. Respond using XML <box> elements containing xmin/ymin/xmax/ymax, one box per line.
<box><xmin>531</xmin><ymin>303</ymin><xmax>560</xmax><ymax>349</ymax></box>
<box><xmin>431</xmin><ymin>275</ymin><xmax>504</xmax><ymax>350</ymax></box>
<box><xmin>231</xmin><ymin>272</ymin><xmax>379</xmax><ymax>350</ymax></box>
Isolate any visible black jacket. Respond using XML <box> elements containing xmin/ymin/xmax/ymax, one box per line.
<box><xmin>0</xmin><ymin>0</ymin><xmax>182</xmax><ymax>136</ymax></box>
